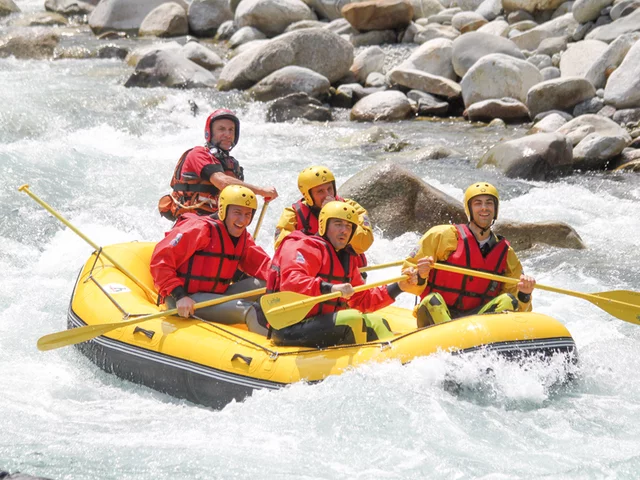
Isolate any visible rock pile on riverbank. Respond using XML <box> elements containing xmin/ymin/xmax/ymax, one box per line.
<box><xmin>1</xmin><ymin>0</ymin><xmax>639</xmax><ymax>177</ymax></box>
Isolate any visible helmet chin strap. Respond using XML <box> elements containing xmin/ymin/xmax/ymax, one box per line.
<box><xmin>470</xmin><ymin>218</ymin><xmax>495</xmax><ymax>236</ymax></box>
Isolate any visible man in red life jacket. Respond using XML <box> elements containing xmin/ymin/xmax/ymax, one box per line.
<box><xmin>151</xmin><ymin>185</ymin><xmax>271</xmax><ymax>334</ymax></box>
<box><xmin>158</xmin><ymin>109</ymin><xmax>278</xmax><ymax>221</ymax></box>
<box><xmin>404</xmin><ymin>182</ymin><xmax>536</xmax><ymax>327</ymax></box>
<box><xmin>274</xmin><ymin>165</ymin><xmax>372</xmax><ymax>268</ymax></box>
<box><xmin>267</xmin><ymin>201</ymin><xmax>416</xmax><ymax>348</ymax></box>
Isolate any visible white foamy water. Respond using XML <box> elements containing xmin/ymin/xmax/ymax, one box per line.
<box><xmin>1</xmin><ymin>30</ymin><xmax>640</xmax><ymax>480</ymax></box>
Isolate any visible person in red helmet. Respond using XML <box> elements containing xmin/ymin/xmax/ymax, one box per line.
<box><xmin>158</xmin><ymin>109</ymin><xmax>278</xmax><ymax>221</ymax></box>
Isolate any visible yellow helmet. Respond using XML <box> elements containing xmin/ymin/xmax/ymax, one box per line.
<box><xmin>463</xmin><ymin>182</ymin><xmax>499</xmax><ymax>222</ymax></box>
<box><xmin>218</xmin><ymin>185</ymin><xmax>258</xmax><ymax>221</ymax></box>
<box><xmin>298</xmin><ymin>165</ymin><xmax>336</xmax><ymax>205</ymax></box>
<box><xmin>318</xmin><ymin>201</ymin><xmax>358</xmax><ymax>238</ymax></box>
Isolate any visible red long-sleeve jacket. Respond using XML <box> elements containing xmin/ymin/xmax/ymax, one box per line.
<box><xmin>151</xmin><ymin>214</ymin><xmax>270</xmax><ymax>298</ymax></box>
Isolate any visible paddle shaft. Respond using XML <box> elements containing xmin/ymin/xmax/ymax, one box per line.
<box><xmin>37</xmin><ymin>287</ymin><xmax>267</xmax><ymax>351</ymax></box>
<box><xmin>19</xmin><ymin>184</ymin><xmax>157</xmax><ymax>302</ymax></box>
<box><xmin>432</xmin><ymin>263</ymin><xmax>640</xmax><ymax>310</ymax></box>
<box><xmin>252</xmin><ymin>200</ymin><xmax>269</xmax><ymax>240</ymax></box>
<box><xmin>265</xmin><ymin>275</ymin><xmax>408</xmax><ymax>316</ymax></box>
<box><xmin>360</xmin><ymin>260</ymin><xmax>403</xmax><ymax>273</ymax></box>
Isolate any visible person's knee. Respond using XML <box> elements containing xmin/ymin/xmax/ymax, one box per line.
<box><xmin>480</xmin><ymin>293</ymin><xmax>518</xmax><ymax>314</ymax></box>
<box><xmin>415</xmin><ymin>293</ymin><xmax>451</xmax><ymax>327</ymax></box>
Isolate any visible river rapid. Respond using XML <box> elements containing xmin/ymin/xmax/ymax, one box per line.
<box><xmin>2</xmin><ymin>3</ymin><xmax>640</xmax><ymax>479</ymax></box>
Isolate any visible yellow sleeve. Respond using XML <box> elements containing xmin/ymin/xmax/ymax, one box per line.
<box><xmin>344</xmin><ymin>198</ymin><xmax>374</xmax><ymax>254</ymax></box>
<box><xmin>501</xmin><ymin>247</ymin><xmax>532</xmax><ymax>312</ymax></box>
<box><xmin>402</xmin><ymin>224</ymin><xmax>459</xmax><ymax>296</ymax></box>
<box><xmin>274</xmin><ymin>206</ymin><xmax>298</xmax><ymax>249</ymax></box>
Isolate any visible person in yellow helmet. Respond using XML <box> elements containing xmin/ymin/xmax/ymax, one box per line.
<box><xmin>150</xmin><ymin>185</ymin><xmax>271</xmax><ymax>333</ymax></box>
<box><xmin>403</xmin><ymin>182</ymin><xmax>536</xmax><ymax>327</ymax></box>
<box><xmin>274</xmin><ymin>165</ymin><xmax>373</xmax><ymax>268</ymax></box>
<box><xmin>265</xmin><ymin>201</ymin><xmax>417</xmax><ymax>347</ymax></box>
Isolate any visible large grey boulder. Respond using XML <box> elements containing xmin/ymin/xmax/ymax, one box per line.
<box><xmin>339</xmin><ymin>161</ymin><xmax>466</xmax><ymax>237</ymax></box>
<box><xmin>218</xmin><ymin>28</ymin><xmax>353</xmax><ymax>90</ymax></box>
<box><xmin>182</xmin><ymin>41</ymin><xmax>224</xmax><ymax>70</ymax></box>
<box><xmin>526</xmin><ymin>76</ymin><xmax>596</xmax><ymax>118</ymax></box>
<box><xmin>510</xmin><ymin>13</ymin><xmax>578</xmax><ymax>51</ymax></box>
<box><xmin>572</xmin><ymin>0</ymin><xmax>613</xmax><ymax>23</ymax></box>
<box><xmin>585</xmin><ymin>9</ymin><xmax>640</xmax><ymax>42</ymax></box>
<box><xmin>188</xmin><ymin>0</ymin><xmax>234</xmax><ymax>37</ymax></box>
<box><xmin>478</xmin><ymin>132</ymin><xmax>573</xmax><ymax>179</ymax></box>
<box><xmin>398</xmin><ymin>38</ymin><xmax>456</xmax><ymax>80</ymax></box>
<box><xmin>139</xmin><ymin>2</ymin><xmax>188</xmax><ymax>37</ymax></box>
<box><xmin>603</xmin><ymin>39</ymin><xmax>640</xmax><ymax>109</ymax></box>
<box><xmin>124</xmin><ymin>49</ymin><xmax>218</xmax><ymax>88</ymax></box>
<box><xmin>557</xmin><ymin>114</ymin><xmax>632</xmax><ymax>169</ymax></box>
<box><xmin>389</xmin><ymin>68</ymin><xmax>462</xmax><ymax>98</ymax></box>
<box><xmin>502</xmin><ymin>0</ymin><xmax>566</xmax><ymax>13</ymax></box>
<box><xmin>559</xmin><ymin>39</ymin><xmax>608</xmax><ymax>77</ymax></box>
<box><xmin>461</xmin><ymin>53</ymin><xmax>542</xmax><ymax>107</ymax></box>
<box><xmin>350</xmin><ymin>91</ymin><xmax>413</xmax><ymax>121</ymax></box>
<box><xmin>248</xmin><ymin>65</ymin><xmax>331</xmax><ymax>101</ymax></box>
<box><xmin>235</xmin><ymin>0</ymin><xmax>316</xmax><ymax>37</ymax></box>
<box><xmin>493</xmin><ymin>221</ymin><xmax>586</xmax><ymax>250</ymax></box>
<box><xmin>451</xmin><ymin>32</ymin><xmax>524</xmax><ymax>77</ymax></box>
<box><xmin>584</xmin><ymin>33</ymin><xmax>640</xmax><ymax>88</ymax></box>
<box><xmin>350</xmin><ymin>46</ymin><xmax>386</xmax><ymax>84</ymax></box>
<box><xmin>267</xmin><ymin>92</ymin><xmax>332</xmax><ymax>122</ymax></box>
<box><xmin>89</xmin><ymin>0</ymin><xmax>187</xmax><ymax>35</ymax></box>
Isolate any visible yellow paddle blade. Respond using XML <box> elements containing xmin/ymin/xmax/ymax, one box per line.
<box><xmin>262</xmin><ymin>275</ymin><xmax>407</xmax><ymax>330</ymax></box>
<box><xmin>37</xmin><ymin>312</ymin><xmax>171</xmax><ymax>351</ymax></box>
<box><xmin>37</xmin><ymin>287</ymin><xmax>266</xmax><ymax>352</ymax></box>
<box><xmin>260</xmin><ymin>291</ymin><xmax>324</xmax><ymax>330</ymax></box>
<box><xmin>587</xmin><ymin>290</ymin><xmax>640</xmax><ymax>325</ymax></box>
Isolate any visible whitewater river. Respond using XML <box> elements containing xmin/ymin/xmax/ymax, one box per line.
<box><xmin>2</xmin><ymin>4</ymin><xmax>640</xmax><ymax>479</ymax></box>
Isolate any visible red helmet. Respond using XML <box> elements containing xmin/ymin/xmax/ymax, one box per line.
<box><xmin>204</xmin><ymin>109</ymin><xmax>240</xmax><ymax>148</ymax></box>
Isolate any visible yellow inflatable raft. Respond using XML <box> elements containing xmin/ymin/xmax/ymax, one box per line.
<box><xmin>68</xmin><ymin>242</ymin><xmax>577</xmax><ymax>409</ymax></box>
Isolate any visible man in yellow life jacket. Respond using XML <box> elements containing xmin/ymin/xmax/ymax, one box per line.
<box><xmin>404</xmin><ymin>182</ymin><xmax>536</xmax><ymax>327</ymax></box>
<box><xmin>274</xmin><ymin>165</ymin><xmax>373</xmax><ymax>268</ymax></box>
<box><xmin>151</xmin><ymin>185</ymin><xmax>271</xmax><ymax>334</ymax></box>
<box><xmin>267</xmin><ymin>201</ymin><xmax>416</xmax><ymax>348</ymax></box>
<box><xmin>158</xmin><ymin>109</ymin><xmax>278</xmax><ymax>221</ymax></box>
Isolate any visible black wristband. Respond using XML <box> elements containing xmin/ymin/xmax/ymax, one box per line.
<box><xmin>320</xmin><ymin>282</ymin><xmax>334</xmax><ymax>295</ymax></box>
<box><xmin>417</xmin><ymin>275</ymin><xmax>426</xmax><ymax>286</ymax></box>
<box><xmin>517</xmin><ymin>291</ymin><xmax>531</xmax><ymax>303</ymax></box>
<box><xmin>170</xmin><ymin>286</ymin><xmax>188</xmax><ymax>302</ymax></box>
<box><xmin>387</xmin><ymin>282</ymin><xmax>402</xmax><ymax>300</ymax></box>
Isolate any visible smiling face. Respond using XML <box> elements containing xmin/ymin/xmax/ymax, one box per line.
<box><xmin>211</xmin><ymin>118</ymin><xmax>236</xmax><ymax>151</ymax></box>
<box><xmin>309</xmin><ymin>182</ymin><xmax>336</xmax><ymax>208</ymax></box>
<box><xmin>224</xmin><ymin>205</ymin><xmax>253</xmax><ymax>237</ymax></box>
<box><xmin>325</xmin><ymin>218</ymin><xmax>353</xmax><ymax>251</ymax></box>
<box><xmin>469</xmin><ymin>194</ymin><xmax>496</xmax><ymax>229</ymax></box>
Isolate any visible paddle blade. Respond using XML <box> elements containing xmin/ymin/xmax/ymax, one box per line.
<box><xmin>589</xmin><ymin>290</ymin><xmax>640</xmax><ymax>325</ymax></box>
<box><xmin>37</xmin><ymin>318</ymin><xmax>140</xmax><ymax>351</ymax></box>
<box><xmin>260</xmin><ymin>291</ymin><xmax>316</xmax><ymax>330</ymax></box>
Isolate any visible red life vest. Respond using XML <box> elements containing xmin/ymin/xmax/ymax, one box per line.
<box><xmin>422</xmin><ymin>224</ymin><xmax>510</xmax><ymax>312</ymax></box>
<box><xmin>158</xmin><ymin>146</ymin><xmax>244</xmax><ymax>220</ymax></box>
<box><xmin>267</xmin><ymin>232</ymin><xmax>353</xmax><ymax>318</ymax></box>
<box><xmin>177</xmin><ymin>218</ymin><xmax>246</xmax><ymax>294</ymax></box>
<box><xmin>291</xmin><ymin>198</ymin><xmax>368</xmax><ymax>269</ymax></box>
